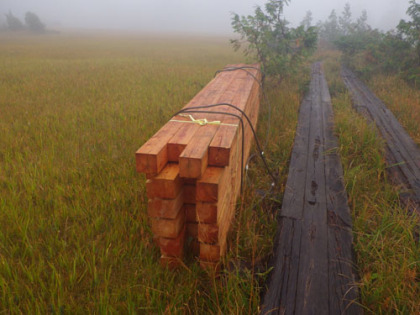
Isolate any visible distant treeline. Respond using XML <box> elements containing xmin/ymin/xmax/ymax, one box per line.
<box><xmin>2</xmin><ymin>10</ymin><xmax>46</xmax><ymax>33</ymax></box>
<box><xmin>318</xmin><ymin>0</ymin><xmax>420</xmax><ymax>86</ymax></box>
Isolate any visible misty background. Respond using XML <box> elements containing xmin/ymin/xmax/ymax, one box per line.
<box><xmin>0</xmin><ymin>0</ymin><xmax>410</xmax><ymax>34</ymax></box>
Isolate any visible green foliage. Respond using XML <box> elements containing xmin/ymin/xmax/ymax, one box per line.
<box><xmin>397</xmin><ymin>0</ymin><xmax>420</xmax><ymax>83</ymax></box>
<box><xmin>5</xmin><ymin>11</ymin><xmax>24</xmax><ymax>31</ymax></box>
<box><xmin>319</xmin><ymin>10</ymin><xmax>340</xmax><ymax>43</ymax></box>
<box><xmin>338</xmin><ymin>3</ymin><xmax>353</xmax><ymax>35</ymax></box>
<box><xmin>25</xmin><ymin>11</ymin><xmax>45</xmax><ymax>33</ymax></box>
<box><xmin>323</xmin><ymin>1</ymin><xmax>420</xmax><ymax>86</ymax></box>
<box><xmin>231</xmin><ymin>0</ymin><xmax>317</xmax><ymax>81</ymax></box>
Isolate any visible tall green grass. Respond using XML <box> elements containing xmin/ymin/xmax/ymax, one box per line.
<box><xmin>322</xmin><ymin>50</ymin><xmax>419</xmax><ymax>314</ymax></box>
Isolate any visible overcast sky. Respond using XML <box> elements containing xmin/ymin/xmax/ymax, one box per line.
<box><xmin>0</xmin><ymin>0</ymin><xmax>411</xmax><ymax>34</ymax></box>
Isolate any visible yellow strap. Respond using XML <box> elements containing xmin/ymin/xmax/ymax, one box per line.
<box><xmin>170</xmin><ymin>114</ymin><xmax>238</xmax><ymax>127</ymax></box>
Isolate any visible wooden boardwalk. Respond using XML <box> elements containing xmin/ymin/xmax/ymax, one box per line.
<box><xmin>342</xmin><ymin>68</ymin><xmax>420</xmax><ymax>214</ymax></box>
<box><xmin>261</xmin><ymin>63</ymin><xmax>361</xmax><ymax>314</ymax></box>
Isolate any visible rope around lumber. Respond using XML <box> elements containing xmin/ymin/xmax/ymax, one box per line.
<box><xmin>170</xmin><ymin>114</ymin><xmax>237</xmax><ymax>127</ymax></box>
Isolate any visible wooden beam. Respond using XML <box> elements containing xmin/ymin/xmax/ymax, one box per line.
<box><xmin>146</xmin><ymin>163</ymin><xmax>183</xmax><ymax>199</ymax></box>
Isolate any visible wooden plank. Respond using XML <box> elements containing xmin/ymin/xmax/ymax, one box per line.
<box><xmin>294</xmin><ymin>65</ymin><xmax>330</xmax><ymax>314</ymax></box>
<box><xmin>208</xmin><ymin>66</ymin><xmax>261</xmax><ymax>167</ymax></box>
<box><xmin>167</xmin><ymin>123</ymin><xmax>201</xmax><ymax>162</ymax></box>
<box><xmin>196</xmin><ymin>202</ymin><xmax>218</xmax><ymax>224</ymax></box>
<box><xmin>208</xmin><ymin>125</ymin><xmax>237</xmax><ymax>167</ymax></box>
<box><xmin>178</xmin><ymin>124</ymin><xmax>219</xmax><ymax>179</ymax></box>
<box><xmin>179</xmin><ymin>65</ymin><xmax>260</xmax><ymax>178</ymax></box>
<box><xmin>280</xmin><ymin>97</ymin><xmax>311</xmax><ymax>220</ymax></box>
<box><xmin>261</xmin><ymin>218</ymin><xmax>302</xmax><ymax>314</ymax></box>
<box><xmin>136</xmin><ymin>64</ymin><xmax>249</xmax><ymax>175</ymax></box>
<box><xmin>146</xmin><ymin>163</ymin><xmax>183</xmax><ymax>199</ymax></box>
<box><xmin>262</xmin><ymin>63</ymin><xmax>360</xmax><ymax>314</ymax></box>
<box><xmin>135</xmin><ymin>121</ymin><xmax>183</xmax><ymax>175</ymax></box>
<box><xmin>166</xmin><ymin>69</ymin><xmax>239</xmax><ymax>162</ymax></box>
<box><xmin>158</xmin><ymin>225</ymin><xmax>186</xmax><ymax>257</ymax></box>
<box><xmin>147</xmin><ymin>189</ymin><xmax>184</xmax><ymax>219</ymax></box>
<box><xmin>342</xmin><ymin>67</ymin><xmax>420</xmax><ymax>213</ymax></box>
<box><xmin>198</xmin><ymin>224</ymin><xmax>219</xmax><ymax>244</ymax></box>
<box><xmin>151</xmin><ymin>208</ymin><xmax>185</xmax><ymax>238</ymax></box>
<box><xmin>196</xmin><ymin>167</ymin><xmax>226</xmax><ymax>202</ymax></box>
<box><xmin>197</xmin><ymin>117</ymin><xmax>243</xmax><ymax>262</ymax></box>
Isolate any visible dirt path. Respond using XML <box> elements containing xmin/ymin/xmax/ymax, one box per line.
<box><xmin>342</xmin><ymin>68</ymin><xmax>420</xmax><ymax>214</ymax></box>
<box><xmin>261</xmin><ymin>63</ymin><xmax>361</xmax><ymax>314</ymax></box>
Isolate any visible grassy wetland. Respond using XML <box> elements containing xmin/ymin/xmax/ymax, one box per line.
<box><xmin>0</xmin><ymin>33</ymin><xmax>419</xmax><ymax>313</ymax></box>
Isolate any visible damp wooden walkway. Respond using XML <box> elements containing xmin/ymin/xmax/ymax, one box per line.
<box><xmin>342</xmin><ymin>68</ymin><xmax>420</xmax><ymax>214</ymax></box>
<box><xmin>261</xmin><ymin>63</ymin><xmax>361</xmax><ymax>314</ymax></box>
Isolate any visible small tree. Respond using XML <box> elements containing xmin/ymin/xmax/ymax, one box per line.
<box><xmin>339</xmin><ymin>3</ymin><xmax>353</xmax><ymax>35</ymax></box>
<box><xmin>5</xmin><ymin>11</ymin><xmax>24</xmax><ymax>31</ymax></box>
<box><xmin>25</xmin><ymin>11</ymin><xmax>45</xmax><ymax>33</ymax></box>
<box><xmin>397</xmin><ymin>0</ymin><xmax>420</xmax><ymax>83</ymax></box>
<box><xmin>300</xmin><ymin>10</ymin><xmax>313</xmax><ymax>31</ymax></box>
<box><xmin>319</xmin><ymin>10</ymin><xmax>341</xmax><ymax>43</ymax></box>
<box><xmin>231</xmin><ymin>0</ymin><xmax>317</xmax><ymax>81</ymax></box>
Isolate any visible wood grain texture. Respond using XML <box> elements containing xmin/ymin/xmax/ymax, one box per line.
<box><xmin>146</xmin><ymin>163</ymin><xmax>183</xmax><ymax>199</ymax></box>
<box><xmin>147</xmin><ymin>189</ymin><xmax>184</xmax><ymax>219</ymax></box>
<box><xmin>135</xmin><ymin>121</ymin><xmax>183</xmax><ymax>175</ymax></box>
<box><xmin>136</xmin><ymin>64</ymin><xmax>262</xmax><ymax>269</ymax></box>
<box><xmin>342</xmin><ymin>67</ymin><xmax>420</xmax><ymax>214</ymax></box>
<box><xmin>158</xmin><ymin>225</ymin><xmax>186</xmax><ymax>257</ymax></box>
<box><xmin>261</xmin><ymin>63</ymin><xmax>361</xmax><ymax>314</ymax></box>
<box><xmin>151</xmin><ymin>208</ymin><xmax>185</xmax><ymax>239</ymax></box>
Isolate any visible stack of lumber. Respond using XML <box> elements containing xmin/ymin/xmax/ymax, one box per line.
<box><xmin>135</xmin><ymin>64</ymin><xmax>261</xmax><ymax>269</ymax></box>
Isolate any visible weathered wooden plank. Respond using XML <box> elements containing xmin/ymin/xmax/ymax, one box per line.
<box><xmin>295</xmin><ymin>66</ymin><xmax>329</xmax><ymax>314</ymax></box>
<box><xmin>342</xmin><ymin>68</ymin><xmax>420</xmax><ymax>213</ymax></box>
<box><xmin>261</xmin><ymin>63</ymin><xmax>360</xmax><ymax>314</ymax></box>
<box><xmin>261</xmin><ymin>218</ymin><xmax>302</xmax><ymax>315</ymax></box>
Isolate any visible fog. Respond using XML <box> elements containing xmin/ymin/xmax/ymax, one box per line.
<box><xmin>1</xmin><ymin>0</ymin><xmax>410</xmax><ymax>34</ymax></box>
